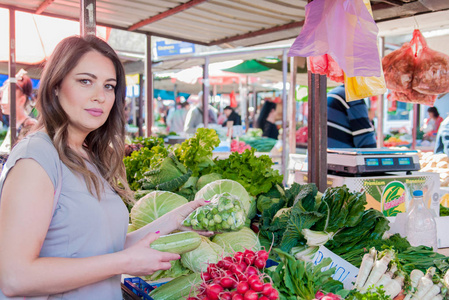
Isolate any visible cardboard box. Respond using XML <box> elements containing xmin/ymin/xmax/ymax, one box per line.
<box><xmin>292</xmin><ymin>171</ymin><xmax>440</xmax><ymax>217</ymax></box>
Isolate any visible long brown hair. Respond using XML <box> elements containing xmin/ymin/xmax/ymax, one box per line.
<box><xmin>36</xmin><ymin>35</ymin><xmax>132</xmax><ymax>202</ymax></box>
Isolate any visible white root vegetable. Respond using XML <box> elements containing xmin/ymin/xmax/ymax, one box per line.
<box><xmin>422</xmin><ymin>283</ymin><xmax>442</xmax><ymax>299</ymax></box>
<box><xmin>430</xmin><ymin>295</ymin><xmax>443</xmax><ymax>300</ymax></box>
<box><xmin>411</xmin><ymin>267</ymin><xmax>436</xmax><ymax>300</ymax></box>
<box><xmin>384</xmin><ymin>272</ymin><xmax>405</xmax><ymax>298</ymax></box>
<box><xmin>360</xmin><ymin>249</ymin><xmax>394</xmax><ymax>293</ymax></box>
<box><xmin>404</xmin><ymin>269</ymin><xmax>426</xmax><ymax>300</ymax></box>
<box><xmin>355</xmin><ymin>247</ymin><xmax>377</xmax><ymax>290</ymax></box>
<box><xmin>374</xmin><ymin>263</ymin><xmax>398</xmax><ymax>288</ymax></box>
<box><xmin>444</xmin><ymin>269</ymin><xmax>449</xmax><ymax>287</ymax></box>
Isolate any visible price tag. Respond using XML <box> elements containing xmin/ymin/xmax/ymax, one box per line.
<box><xmin>312</xmin><ymin>245</ymin><xmax>359</xmax><ymax>289</ymax></box>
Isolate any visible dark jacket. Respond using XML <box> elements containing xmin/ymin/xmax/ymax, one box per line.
<box><xmin>222</xmin><ymin>111</ymin><xmax>242</xmax><ymax>127</ymax></box>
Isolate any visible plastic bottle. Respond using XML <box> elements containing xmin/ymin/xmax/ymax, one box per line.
<box><xmin>405</xmin><ymin>190</ymin><xmax>438</xmax><ymax>250</ymax></box>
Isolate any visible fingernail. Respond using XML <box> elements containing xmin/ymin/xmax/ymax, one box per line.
<box><xmin>205</xmin><ymin>200</ymin><xmax>211</xmax><ymax>203</ymax></box>
<box><xmin>177</xmin><ymin>255</ymin><xmax>181</xmax><ymax>260</ymax></box>
<box><xmin>155</xmin><ymin>231</ymin><xmax>160</xmax><ymax>234</ymax></box>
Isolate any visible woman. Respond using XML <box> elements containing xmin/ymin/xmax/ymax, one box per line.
<box><xmin>257</xmin><ymin>101</ymin><xmax>279</xmax><ymax>139</ymax></box>
<box><xmin>422</xmin><ymin>106</ymin><xmax>443</xmax><ymax>141</ymax></box>
<box><xmin>0</xmin><ymin>69</ymin><xmax>38</xmax><ymax>154</ymax></box>
<box><xmin>0</xmin><ymin>35</ymin><xmax>210</xmax><ymax>299</ymax></box>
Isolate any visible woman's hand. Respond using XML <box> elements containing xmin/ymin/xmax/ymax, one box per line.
<box><xmin>121</xmin><ymin>232</ymin><xmax>180</xmax><ymax>276</ymax></box>
<box><xmin>168</xmin><ymin>198</ymin><xmax>215</xmax><ymax>236</ymax></box>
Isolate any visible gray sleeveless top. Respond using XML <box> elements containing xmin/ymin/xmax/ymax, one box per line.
<box><xmin>0</xmin><ymin>132</ymin><xmax>129</xmax><ymax>299</ymax></box>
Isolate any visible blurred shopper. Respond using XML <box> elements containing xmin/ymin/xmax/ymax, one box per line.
<box><xmin>167</xmin><ymin>101</ymin><xmax>190</xmax><ymax>134</ymax></box>
<box><xmin>327</xmin><ymin>85</ymin><xmax>376</xmax><ymax>148</ymax></box>
<box><xmin>434</xmin><ymin>115</ymin><xmax>449</xmax><ymax>156</ymax></box>
<box><xmin>184</xmin><ymin>93</ymin><xmax>218</xmax><ymax>134</ymax></box>
<box><xmin>222</xmin><ymin>105</ymin><xmax>241</xmax><ymax>127</ymax></box>
<box><xmin>257</xmin><ymin>101</ymin><xmax>279</xmax><ymax>139</ymax></box>
<box><xmin>0</xmin><ymin>69</ymin><xmax>38</xmax><ymax>155</ymax></box>
<box><xmin>421</xmin><ymin>106</ymin><xmax>443</xmax><ymax>141</ymax></box>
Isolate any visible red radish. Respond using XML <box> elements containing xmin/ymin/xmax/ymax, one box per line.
<box><xmin>238</xmin><ymin>261</ymin><xmax>248</xmax><ymax>271</ymax></box>
<box><xmin>201</xmin><ymin>272</ymin><xmax>212</xmax><ymax>282</ymax></box>
<box><xmin>221</xmin><ymin>292</ymin><xmax>232</xmax><ymax>300</ymax></box>
<box><xmin>256</xmin><ymin>250</ymin><xmax>269</xmax><ymax>261</ymax></box>
<box><xmin>254</xmin><ymin>258</ymin><xmax>266</xmax><ymax>269</ymax></box>
<box><xmin>268</xmin><ymin>289</ymin><xmax>279</xmax><ymax>300</ymax></box>
<box><xmin>186</xmin><ymin>298</ymin><xmax>198</xmax><ymax>300</ymax></box>
<box><xmin>217</xmin><ymin>260</ymin><xmax>225</xmax><ymax>268</ymax></box>
<box><xmin>315</xmin><ymin>291</ymin><xmax>325</xmax><ymax>299</ymax></box>
<box><xmin>232</xmin><ymin>294</ymin><xmax>244</xmax><ymax>300</ymax></box>
<box><xmin>243</xmin><ymin>290</ymin><xmax>258</xmax><ymax>300</ymax></box>
<box><xmin>231</xmin><ymin>263</ymin><xmax>245</xmax><ymax>274</ymax></box>
<box><xmin>220</xmin><ymin>277</ymin><xmax>235</xmax><ymax>289</ymax></box>
<box><xmin>246</xmin><ymin>266</ymin><xmax>258</xmax><ymax>277</ymax></box>
<box><xmin>236</xmin><ymin>281</ymin><xmax>250</xmax><ymax>294</ymax></box>
<box><xmin>212</xmin><ymin>277</ymin><xmax>221</xmax><ymax>285</ymax></box>
<box><xmin>236</xmin><ymin>273</ymin><xmax>248</xmax><ymax>282</ymax></box>
<box><xmin>250</xmin><ymin>280</ymin><xmax>263</xmax><ymax>292</ymax></box>
<box><xmin>259</xmin><ymin>297</ymin><xmax>270</xmax><ymax>300</ymax></box>
<box><xmin>247</xmin><ymin>274</ymin><xmax>260</xmax><ymax>285</ymax></box>
<box><xmin>206</xmin><ymin>284</ymin><xmax>223</xmax><ymax>300</ymax></box>
<box><xmin>224</xmin><ymin>269</ymin><xmax>233</xmax><ymax>277</ymax></box>
<box><xmin>262</xmin><ymin>283</ymin><xmax>274</xmax><ymax>296</ymax></box>
<box><xmin>234</xmin><ymin>252</ymin><xmax>244</xmax><ymax>262</ymax></box>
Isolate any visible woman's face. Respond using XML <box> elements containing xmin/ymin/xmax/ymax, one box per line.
<box><xmin>57</xmin><ymin>50</ymin><xmax>116</xmax><ymax>136</ymax></box>
<box><xmin>0</xmin><ymin>85</ymin><xmax>27</xmax><ymax>116</ymax></box>
<box><xmin>429</xmin><ymin>112</ymin><xmax>436</xmax><ymax>119</ymax></box>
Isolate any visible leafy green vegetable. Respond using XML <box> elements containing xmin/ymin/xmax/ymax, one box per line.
<box><xmin>142</xmin><ymin>259</ymin><xmax>191</xmax><ymax>281</ymax></box>
<box><xmin>208</xmin><ymin>148</ymin><xmax>283</xmax><ymax>197</ymax></box>
<box><xmin>440</xmin><ymin>204</ymin><xmax>449</xmax><ymax>216</ymax></box>
<box><xmin>130</xmin><ymin>191</ymin><xmax>188</xmax><ymax>229</ymax></box>
<box><xmin>132</xmin><ymin>136</ymin><xmax>165</xmax><ymax>149</ymax></box>
<box><xmin>180</xmin><ymin>236</ymin><xmax>223</xmax><ymax>273</ymax></box>
<box><xmin>268</xmin><ymin>249</ymin><xmax>347</xmax><ymax>300</ymax></box>
<box><xmin>196</xmin><ymin>173</ymin><xmax>222</xmax><ymax>190</ymax></box>
<box><xmin>175</xmin><ymin>128</ymin><xmax>220</xmax><ymax>177</ymax></box>
<box><xmin>124</xmin><ymin>144</ymin><xmax>169</xmax><ymax>190</ymax></box>
<box><xmin>347</xmin><ymin>286</ymin><xmax>391</xmax><ymax>300</ymax></box>
<box><xmin>139</xmin><ymin>153</ymin><xmax>192</xmax><ymax>192</ymax></box>
<box><xmin>212</xmin><ymin>227</ymin><xmax>261</xmax><ymax>254</ymax></box>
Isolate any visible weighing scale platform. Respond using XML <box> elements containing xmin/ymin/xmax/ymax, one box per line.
<box><xmin>327</xmin><ymin>148</ymin><xmax>420</xmax><ymax>175</ymax></box>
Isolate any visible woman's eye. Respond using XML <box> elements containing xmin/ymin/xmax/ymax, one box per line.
<box><xmin>105</xmin><ymin>84</ymin><xmax>116</xmax><ymax>90</ymax></box>
<box><xmin>79</xmin><ymin>79</ymin><xmax>92</xmax><ymax>85</ymax></box>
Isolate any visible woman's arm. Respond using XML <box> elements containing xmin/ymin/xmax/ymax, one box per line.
<box><xmin>124</xmin><ymin>198</ymin><xmax>213</xmax><ymax>248</ymax></box>
<box><xmin>0</xmin><ymin>159</ymin><xmax>179</xmax><ymax>297</ymax></box>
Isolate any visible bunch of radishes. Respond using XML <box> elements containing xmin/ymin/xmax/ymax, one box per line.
<box><xmin>230</xmin><ymin>140</ymin><xmax>251</xmax><ymax>154</ymax></box>
<box><xmin>188</xmin><ymin>249</ymin><xmax>279</xmax><ymax>300</ymax></box>
<box><xmin>313</xmin><ymin>291</ymin><xmax>342</xmax><ymax>300</ymax></box>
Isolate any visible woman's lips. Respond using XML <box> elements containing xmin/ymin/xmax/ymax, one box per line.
<box><xmin>85</xmin><ymin>108</ymin><xmax>103</xmax><ymax>117</ymax></box>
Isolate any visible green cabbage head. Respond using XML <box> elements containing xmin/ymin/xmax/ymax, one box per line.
<box><xmin>212</xmin><ymin>227</ymin><xmax>261</xmax><ymax>255</ymax></box>
<box><xmin>181</xmin><ymin>236</ymin><xmax>223</xmax><ymax>273</ymax></box>
<box><xmin>130</xmin><ymin>191</ymin><xmax>188</xmax><ymax>229</ymax></box>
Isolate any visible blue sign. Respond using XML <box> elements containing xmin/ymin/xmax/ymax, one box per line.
<box><xmin>156</xmin><ymin>41</ymin><xmax>195</xmax><ymax>57</ymax></box>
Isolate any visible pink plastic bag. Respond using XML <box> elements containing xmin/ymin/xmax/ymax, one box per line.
<box><xmin>289</xmin><ymin>0</ymin><xmax>381</xmax><ymax>78</ymax></box>
<box><xmin>308</xmin><ymin>54</ymin><xmax>344</xmax><ymax>83</ymax></box>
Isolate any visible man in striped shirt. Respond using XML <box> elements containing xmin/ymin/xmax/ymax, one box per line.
<box><xmin>327</xmin><ymin>85</ymin><xmax>377</xmax><ymax>148</ymax></box>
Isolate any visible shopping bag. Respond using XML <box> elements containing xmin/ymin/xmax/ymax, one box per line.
<box><xmin>288</xmin><ymin>0</ymin><xmax>381</xmax><ymax>77</ymax></box>
<box><xmin>307</xmin><ymin>54</ymin><xmax>344</xmax><ymax>83</ymax></box>
<box><xmin>344</xmin><ymin>75</ymin><xmax>387</xmax><ymax>102</ymax></box>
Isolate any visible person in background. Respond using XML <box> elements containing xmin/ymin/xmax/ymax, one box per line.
<box><xmin>222</xmin><ymin>105</ymin><xmax>241</xmax><ymax>127</ymax></box>
<box><xmin>0</xmin><ymin>35</ymin><xmax>212</xmax><ymax>299</ymax></box>
<box><xmin>0</xmin><ymin>69</ymin><xmax>38</xmax><ymax>154</ymax></box>
<box><xmin>327</xmin><ymin>85</ymin><xmax>376</xmax><ymax>148</ymax></box>
<box><xmin>421</xmin><ymin>106</ymin><xmax>443</xmax><ymax>141</ymax></box>
<box><xmin>434</xmin><ymin>115</ymin><xmax>449</xmax><ymax>157</ymax></box>
<box><xmin>184</xmin><ymin>93</ymin><xmax>218</xmax><ymax>134</ymax></box>
<box><xmin>167</xmin><ymin>101</ymin><xmax>190</xmax><ymax>135</ymax></box>
<box><xmin>257</xmin><ymin>101</ymin><xmax>279</xmax><ymax>139</ymax></box>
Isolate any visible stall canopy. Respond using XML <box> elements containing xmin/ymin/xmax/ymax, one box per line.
<box><xmin>0</xmin><ymin>1</ymin><xmax>448</xmax><ymax>49</ymax></box>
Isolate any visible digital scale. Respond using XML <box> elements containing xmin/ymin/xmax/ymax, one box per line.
<box><xmin>327</xmin><ymin>148</ymin><xmax>421</xmax><ymax>175</ymax></box>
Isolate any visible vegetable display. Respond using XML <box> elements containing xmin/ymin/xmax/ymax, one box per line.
<box><xmin>183</xmin><ymin>192</ymin><xmax>246</xmax><ymax>232</ymax></box>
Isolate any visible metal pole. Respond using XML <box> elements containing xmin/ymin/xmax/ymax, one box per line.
<box><xmin>289</xmin><ymin>56</ymin><xmax>297</xmax><ymax>155</ymax></box>
<box><xmin>145</xmin><ymin>34</ymin><xmax>154</xmax><ymax>137</ymax></box>
<box><xmin>9</xmin><ymin>8</ymin><xmax>17</xmax><ymax>148</ymax></box>
<box><xmin>412</xmin><ymin>104</ymin><xmax>419</xmax><ymax>150</ymax></box>
<box><xmin>281</xmin><ymin>50</ymin><xmax>288</xmax><ymax>185</ymax></box>
<box><xmin>80</xmin><ymin>0</ymin><xmax>96</xmax><ymax>37</ymax></box>
<box><xmin>173</xmin><ymin>83</ymin><xmax>178</xmax><ymax>106</ymax></box>
<box><xmin>377</xmin><ymin>36</ymin><xmax>385</xmax><ymax>148</ymax></box>
<box><xmin>202</xmin><ymin>56</ymin><xmax>210</xmax><ymax>127</ymax></box>
<box><xmin>138</xmin><ymin>74</ymin><xmax>144</xmax><ymax>136</ymax></box>
<box><xmin>307</xmin><ymin>72</ymin><xmax>327</xmax><ymax>192</ymax></box>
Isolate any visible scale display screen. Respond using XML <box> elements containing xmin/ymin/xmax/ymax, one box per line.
<box><xmin>365</xmin><ymin>158</ymin><xmax>379</xmax><ymax>166</ymax></box>
<box><xmin>381</xmin><ymin>158</ymin><xmax>394</xmax><ymax>166</ymax></box>
<box><xmin>398</xmin><ymin>157</ymin><xmax>411</xmax><ymax>165</ymax></box>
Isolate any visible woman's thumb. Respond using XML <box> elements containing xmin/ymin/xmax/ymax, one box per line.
<box><xmin>142</xmin><ymin>231</ymin><xmax>161</xmax><ymax>246</ymax></box>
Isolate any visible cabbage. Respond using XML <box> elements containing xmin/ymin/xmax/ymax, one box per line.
<box><xmin>181</xmin><ymin>236</ymin><xmax>223</xmax><ymax>273</ymax></box>
<box><xmin>212</xmin><ymin>227</ymin><xmax>261</xmax><ymax>255</ymax></box>
<box><xmin>196</xmin><ymin>173</ymin><xmax>222</xmax><ymax>190</ymax></box>
<box><xmin>130</xmin><ymin>191</ymin><xmax>188</xmax><ymax>229</ymax></box>
<box><xmin>195</xmin><ymin>179</ymin><xmax>253</xmax><ymax>218</ymax></box>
